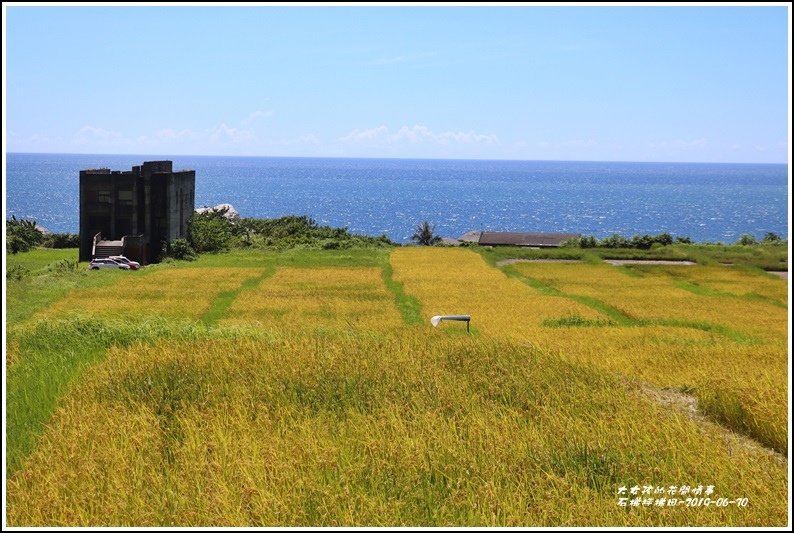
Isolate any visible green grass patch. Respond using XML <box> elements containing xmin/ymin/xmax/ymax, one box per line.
<box><xmin>543</xmin><ymin>315</ymin><xmax>617</xmax><ymax>328</ymax></box>
<box><xmin>202</xmin><ymin>266</ymin><xmax>277</xmax><ymax>326</ymax></box>
<box><xmin>5</xmin><ymin>317</ymin><xmax>278</xmax><ymax>476</ymax></box>
<box><xmin>638</xmin><ymin>318</ymin><xmax>756</xmax><ymax>345</ymax></box>
<box><xmin>6</xmin><ymin>261</ymin><xmax>129</xmax><ymax>326</ymax></box>
<box><xmin>503</xmin><ymin>266</ymin><xmax>635</xmax><ymax>325</ymax></box>
<box><xmin>5</xmin><ymin>247</ymin><xmax>79</xmax><ymax>273</ymax></box>
<box><xmin>673</xmin><ymin>280</ymin><xmax>786</xmax><ymax>309</ymax></box>
<box><xmin>5</xmin><ymin>318</ymin><xmax>203</xmax><ymax>475</ymax></box>
<box><xmin>382</xmin><ymin>257</ymin><xmax>424</xmax><ymax>326</ymax></box>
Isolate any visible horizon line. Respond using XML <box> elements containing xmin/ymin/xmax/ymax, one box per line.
<box><xmin>5</xmin><ymin>151</ymin><xmax>789</xmax><ymax>167</ymax></box>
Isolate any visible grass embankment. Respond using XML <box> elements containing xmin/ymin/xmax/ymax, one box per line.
<box><xmin>5</xmin><ymin>246</ymin><xmax>789</xmax><ymax>526</ymax></box>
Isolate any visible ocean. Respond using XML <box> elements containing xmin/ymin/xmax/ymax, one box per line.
<box><xmin>4</xmin><ymin>153</ymin><xmax>789</xmax><ymax>243</ymax></box>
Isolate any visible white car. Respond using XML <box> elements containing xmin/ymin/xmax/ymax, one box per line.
<box><xmin>109</xmin><ymin>255</ymin><xmax>141</xmax><ymax>270</ymax></box>
<box><xmin>89</xmin><ymin>258</ymin><xmax>130</xmax><ymax>270</ymax></box>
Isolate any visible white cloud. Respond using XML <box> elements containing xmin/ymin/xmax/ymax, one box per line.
<box><xmin>339</xmin><ymin>125</ymin><xmax>388</xmax><ymax>143</ymax></box>
<box><xmin>242</xmin><ymin>109</ymin><xmax>274</xmax><ymax>126</ymax></box>
<box><xmin>209</xmin><ymin>123</ymin><xmax>254</xmax><ymax>144</ymax></box>
<box><xmin>392</xmin><ymin>125</ymin><xmax>498</xmax><ymax>145</ymax></box>
<box><xmin>648</xmin><ymin>138</ymin><xmax>708</xmax><ymax>150</ymax></box>
<box><xmin>157</xmin><ymin>128</ymin><xmax>196</xmax><ymax>140</ymax></box>
<box><xmin>74</xmin><ymin>125</ymin><xmax>124</xmax><ymax>145</ymax></box>
<box><xmin>341</xmin><ymin>124</ymin><xmax>497</xmax><ymax>146</ymax></box>
<box><xmin>297</xmin><ymin>133</ymin><xmax>321</xmax><ymax>145</ymax></box>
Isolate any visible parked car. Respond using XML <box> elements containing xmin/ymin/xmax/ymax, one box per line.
<box><xmin>89</xmin><ymin>258</ymin><xmax>130</xmax><ymax>270</ymax></box>
<box><xmin>109</xmin><ymin>255</ymin><xmax>141</xmax><ymax>270</ymax></box>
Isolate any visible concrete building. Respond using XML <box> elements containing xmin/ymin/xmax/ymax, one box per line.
<box><xmin>79</xmin><ymin>160</ymin><xmax>195</xmax><ymax>264</ymax></box>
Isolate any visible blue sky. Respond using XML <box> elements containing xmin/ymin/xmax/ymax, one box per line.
<box><xmin>3</xmin><ymin>5</ymin><xmax>790</xmax><ymax>163</ymax></box>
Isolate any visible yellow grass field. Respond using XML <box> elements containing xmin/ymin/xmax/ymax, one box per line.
<box><xmin>221</xmin><ymin>267</ymin><xmax>404</xmax><ymax>332</ymax></box>
<box><xmin>647</xmin><ymin>264</ymin><xmax>787</xmax><ymax>302</ymax></box>
<box><xmin>390</xmin><ymin>248</ymin><xmax>604</xmax><ymax>339</ymax></box>
<box><xmin>6</xmin><ymin>335</ymin><xmax>787</xmax><ymax>526</ymax></box>
<box><xmin>36</xmin><ymin>267</ymin><xmax>262</xmax><ymax>321</ymax></box>
<box><xmin>512</xmin><ymin>262</ymin><xmax>787</xmax><ymax>341</ymax></box>
<box><xmin>390</xmin><ymin>249</ymin><xmax>788</xmax><ymax>453</ymax></box>
<box><xmin>5</xmin><ymin>248</ymin><xmax>790</xmax><ymax>526</ymax></box>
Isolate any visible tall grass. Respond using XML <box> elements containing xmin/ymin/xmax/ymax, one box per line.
<box><xmin>5</xmin><ymin>318</ymin><xmax>209</xmax><ymax>474</ymax></box>
<box><xmin>390</xmin><ymin>248</ymin><xmax>604</xmax><ymax>339</ymax></box>
<box><xmin>221</xmin><ymin>267</ymin><xmax>405</xmax><ymax>332</ymax></box>
<box><xmin>506</xmin><ymin>261</ymin><xmax>788</xmax><ymax>452</ymax></box>
<box><xmin>37</xmin><ymin>267</ymin><xmax>261</xmax><ymax>322</ymax></box>
<box><xmin>6</xmin><ymin>334</ymin><xmax>787</xmax><ymax>526</ymax></box>
<box><xmin>511</xmin><ymin>262</ymin><xmax>787</xmax><ymax>342</ymax></box>
<box><xmin>5</xmin><ymin>247</ymin><xmax>789</xmax><ymax>526</ymax></box>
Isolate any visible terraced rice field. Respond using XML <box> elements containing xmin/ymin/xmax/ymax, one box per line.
<box><xmin>221</xmin><ymin>267</ymin><xmax>404</xmax><ymax>332</ymax></box>
<box><xmin>5</xmin><ymin>248</ymin><xmax>790</xmax><ymax>527</ymax></box>
<box><xmin>37</xmin><ymin>267</ymin><xmax>262</xmax><ymax>321</ymax></box>
<box><xmin>390</xmin><ymin>248</ymin><xmax>604</xmax><ymax>339</ymax></box>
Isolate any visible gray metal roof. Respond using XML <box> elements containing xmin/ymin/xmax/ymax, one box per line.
<box><xmin>478</xmin><ymin>232</ymin><xmax>580</xmax><ymax>247</ymax></box>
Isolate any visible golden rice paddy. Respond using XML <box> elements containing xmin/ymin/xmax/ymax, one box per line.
<box><xmin>221</xmin><ymin>267</ymin><xmax>404</xmax><ymax>332</ymax></box>
<box><xmin>6</xmin><ymin>334</ymin><xmax>787</xmax><ymax>526</ymax></box>
<box><xmin>5</xmin><ymin>248</ymin><xmax>789</xmax><ymax>526</ymax></box>
<box><xmin>36</xmin><ymin>267</ymin><xmax>261</xmax><ymax>321</ymax></box>
<box><xmin>511</xmin><ymin>262</ymin><xmax>787</xmax><ymax>341</ymax></box>
<box><xmin>390</xmin><ymin>248</ymin><xmax>603</xmax><ymax>339</ymax></box>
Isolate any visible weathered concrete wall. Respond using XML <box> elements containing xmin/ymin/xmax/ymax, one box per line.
<box><xmin>79</xmin><ymin>161</ymin><xmax>195</xmax><ymax>263</ymax></box>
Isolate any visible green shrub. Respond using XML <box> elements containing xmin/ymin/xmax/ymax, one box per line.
<box><xmin>188</xmin><ymin>210</ymin><xmax>232</xmax><ymax>253</ymax></box>
<box><xmin>42</xmin><ymin>233</ymin><xmax>80</xmax><ymax>248</ymax></box>
<box><xmin>47</xmin><ymin>259</ymin><xmax>80</xmax><ymax>275</ymax></box>
<box><xmin>761</xmin><ymin>232</ymin><xmax>782</xmax><ymax>244</ymax></box>
<box><xmin>6</xmin><ymin>216</ymin><xmax>44</xmax><ymax>253</ymax></box>
<box><xmin>737</xmin><ymin>234</ymin><xmax>757</xmax><ymax>246</ymax></box>
<box><xmin>167</xmin><ymin>238</ymin><xmax>197</xmax><ymax>261</ymax></box>
<box><xmin>7</xmin><ymin>264</ymin><xmax>31</xmax><ymax>280</ymax></box>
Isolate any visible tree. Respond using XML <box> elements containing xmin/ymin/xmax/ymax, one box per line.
<box><xmin>736</xmin><ymin>234</ymin><xmax>757</xmax><ymax>246</ymax></box>
<box><xmin>6</xmin><ymin>216</ymin><xmax>44</xmax><ymax>254</ymax></box>
<box><xmin>762</xmin><ymin>232</ymin><xmax>782</xmax><ymax>244</ymax></box>
<box><xmin>188</xmin><ymin>209</ymin><xmax>232</xmax><ymax>253</ymax></box>
<box><xmin>411</xmin><ymin>221</ymin><xmax>442</xmax><ymax>246</ymax></box>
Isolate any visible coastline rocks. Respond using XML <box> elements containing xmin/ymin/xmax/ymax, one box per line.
<box><xmin>195</xmin><ymin>203</ymin><xmax>240</xmax><ymax>221</ymax></box>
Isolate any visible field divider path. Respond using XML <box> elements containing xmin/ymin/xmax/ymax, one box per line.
<box><xmin>5</xmin><ymin>319</ymin><xmax>220</xmax><ymax>477</ymax></box>
<box><xmin>382</xmin><ymin>255</ymin><xmax>424</xmax><ymax>326</ymax></box>
<box><xmin>502</xmin><ymin>265</ymin><xmax>756</xmax><ymax>343</ymax></box>
<box><xmin>201</xmin><ymin>266</ymin><xmax>276</xmax><ymax>326</ymax></box>
<box><xmin>672</xmin><ymin>278</ymin><xmax>787</xmax><ymax>310</ymax></box>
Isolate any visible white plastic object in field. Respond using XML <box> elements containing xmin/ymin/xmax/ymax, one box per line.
<box><xmin>430</xmin><ymin>315</ymin><xmax>471</xmax><ymax>332</ymax></box>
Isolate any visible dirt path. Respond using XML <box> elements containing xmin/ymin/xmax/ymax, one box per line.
<box><xmin>495</xmin><ymin>258</ymin><xmax>698</xmax><ymax>267</ymax></box>
<box><xmin>638</xmin><ymin>383</ymin><xmax>785</xmax><ymax>461</ymax></box>
<box><xmin>604</xmin><ymin>259</ymin><xmax>696</xmax><ymax>266</ymax></box>
<box><xmin>768</xmin><ymin>271</ymin><xmax>788</xmax><ymax>280</ymax></box>
<box><xmin>495</xmin><ymin>258</ymin><xmax>582</xmax><ymax>267</ymax></box>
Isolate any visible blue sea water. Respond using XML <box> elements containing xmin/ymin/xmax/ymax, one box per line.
<box><xmin>4</xmin><ymin>153</ymin><xmax>789</xmax><ymax>243</ymax></box>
